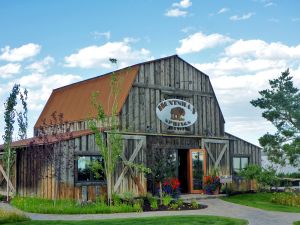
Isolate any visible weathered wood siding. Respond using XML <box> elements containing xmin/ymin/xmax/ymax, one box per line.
<box><xmin>15</xmin><ymin>133</ymin><xmax>146</xmax><ymax>199</ymax></box>
<box><xmin>120</xmin><ymin>55</ymin><xmax>225</xmax><ymax>137</ymax></box>
<box><xmin>225</xmin><ymin>132</ymin><xmax>261</xmax><ymax>174</ymax></box>
<box><xmin>113</xmin><ymin>135</ymin><xmax>147</xmax><ymax>195</ymax></box>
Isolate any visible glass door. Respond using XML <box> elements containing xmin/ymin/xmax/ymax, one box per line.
<box><xmin>188</xmin><ymin>149</ymin><xmax>206</xmax><ymax>193</ymax></box>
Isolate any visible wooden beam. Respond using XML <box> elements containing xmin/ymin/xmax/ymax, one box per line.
<box><xmin>204</xmin><ymin>143</ymin><xmax>216</xmax><ymax>164</ymax></box>
<box><xmin>113</xmin><ymin>139</ymin><xmax>143</xmax><ymax>192</ymax></box>
<box><xmin>203</xmin><ymin>139</ymin><xmax>229</xmax><ymax>144</ymax></box>
<box><xmin>132</xmin><ymin>82</ymin><xmax>213</xmax><ymax>97</ymax></box>
<box><xmin>215</xmin><ymin>144</ymin><xmax>228</xmax><ymax>167</ymax></box>
<box><xmin>0</xmin><ymin>164</ymin><xmax>15</xmax><ymax>193</ymax></box>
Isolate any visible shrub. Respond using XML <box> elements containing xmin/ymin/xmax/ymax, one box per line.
<box><xmin>191</xmin><ymin>199</ymin><xmax>198</xmax><ymax>209</ymax></box>
<box><xmin>162</xmin><ymin>194</ymin><xmax>172</xmax><ymax>206</ymax></box>
<box><xmin>271</xmin><ymin>192</ymin><xmax>300</xmax><ymax>207</ymax></box>
<box><xmin>121</xmin><ymin>191</ymin><xmax>135</xmax><ymax>205</ymax></box>
<box><xmin>170</xmin><ymin>202</ymin><xmax>179</xmax><ymax>210</ymax></box>
<box><xmin>149</xmin><ymin>197</ymin><xmax>158</xmax><ymax>210</ymax></box>
<box><xmin>112</xmin><ymin>193</ymin><xmax>122</xmax><ymax>206</ymax></box>
<box><xmin>177</xmin><ymin>198</ymin><xmax>184</xmax><ymax>207</ymax></box>
<box><xmin>240</xmin><ymin>165</ymin><xmax>279</xmax><ymax>191</ymax></box>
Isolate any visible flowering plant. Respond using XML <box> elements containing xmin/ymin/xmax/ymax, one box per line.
<box><xmin>203</xmin><ymin>175</ymin><xmax>222</xmax><ymax>194</ymax></box>
<box><xmin>163</xmin><ymin>178</ymin><xmax>181</xmax><ymax>198</ymax></box>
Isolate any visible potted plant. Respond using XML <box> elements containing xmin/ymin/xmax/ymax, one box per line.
<box><xmin>203</xmin><ymin>175</ymin><xmax>222</xmax><ymax>195</ymax></box>
<box><xmin>163</xmin><ymin>177</ymin><xmax>181</xmax><ymax>199</ymax></box>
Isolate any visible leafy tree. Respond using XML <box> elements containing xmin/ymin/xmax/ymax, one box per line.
<box><xmin>251</xmin><ymin>69</ymin><xmax>300</xmax><ymax>167</ymax></box>
<box><xmin>88</xmin><ymin>59</ymin><xmax>150</xmax><ymax>205</ymax></box>
<box><xmin>2</xmin><ymin>84</ymin><xmax>28</xmax><ymax>201</ymax></box>
<box><xmin>88</xmin><ymin>59</ymin><xmax>124</xmax><ymax>206</ymax></box>
<box><xmin>240</xmin><ymin>165</ymin><xmax>279</xmax><ymax>191</ymax></box>
<box><xmin>147</xmin><ymin>148</ymin><xmax>176</xmax><ymax>203</ymax></box>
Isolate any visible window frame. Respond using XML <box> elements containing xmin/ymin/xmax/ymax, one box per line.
<box><xmin>74</xmin><ymin>152</ymin><xmax>106</xmax><ymax>185</ymax></box>
<box><xmin>232</xmin><ymin>155</ymin><xmax>249</xmax><ymax>175</ymax></box>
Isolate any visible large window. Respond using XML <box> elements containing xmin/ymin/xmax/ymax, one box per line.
<box><xmin>233</xmin><ymin>156</ymin><xmax>249</xmax><ymax>175</ymax></box>
<box><xmin>76</xmin><ymin>156</ymin><xmax>105</xmax><ymax>182</ymax></box>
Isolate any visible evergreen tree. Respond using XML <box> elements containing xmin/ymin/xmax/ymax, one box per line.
<box><xmin>251</xmin><ymin>69</ymin><xmax>300</xmax><ymax>167</ymax></box>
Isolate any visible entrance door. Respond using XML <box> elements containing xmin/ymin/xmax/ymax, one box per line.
<box><xmin>178</xmin><ymin>149</ymin><xmax>188</xmax><ymax>193</ymax></box>
<box><xmin>188</xmin><ymin>149</ymin><xmax>206</xmax><ymax>194</ymax></box>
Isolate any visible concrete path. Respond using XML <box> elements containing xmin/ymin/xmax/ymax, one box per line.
<box><xmin>2</xmin><ymin>199</ymin><xmax>300</xmax><ymax>225</ymax></box>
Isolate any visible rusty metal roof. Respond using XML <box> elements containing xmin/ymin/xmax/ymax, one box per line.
<box><xmin>34</xmin><ymin>66</ymin><xmax>139</xmax><ymax>128</ymax></box>
<box><xmin>0</xmin><ymin>129</ymin><xmax>94</xmax><ymax>150</ymax></box>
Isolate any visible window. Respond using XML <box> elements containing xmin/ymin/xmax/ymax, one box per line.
<box><xmin>233</xmin><ymin>156</ymin><xmax>249</xmax><ymax>175</ymax></box>
<box><xmin>76</xmin><ymin>156</ymin><xmax>105</xmax><ymax>182</ymax></box>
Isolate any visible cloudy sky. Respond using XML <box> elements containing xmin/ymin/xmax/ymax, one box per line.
<box><xmin>1</xmin><ymin>0</ymin><xmax>300</xmax><ymax>149</ymax></box>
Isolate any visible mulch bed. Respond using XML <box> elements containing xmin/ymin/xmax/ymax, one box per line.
<box><xmin>142</xmin><ymin>200</ymin><xmax>207</xmax><ymax>212</ymax></box>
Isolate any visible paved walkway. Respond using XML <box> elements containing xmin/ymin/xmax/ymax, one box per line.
<box><xmin>1</xmin><ymin>199</ymin><xmax>300</xmax><ymax>225</ymax></box>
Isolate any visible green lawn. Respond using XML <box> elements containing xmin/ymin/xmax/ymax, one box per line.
<box><xmin>0</xmin><ymin>209</ymin><xmax>30</xmax><ymax>224</ymax></box>
<box><xmin>294</xmin><ymin>222</ymin><xmax>300</xmax><ymax>225</ymax></box>
<box><xmin>222</xmin><ymin>192</ymin><xmax>300</xmax><ymax>213</ymax></box>
<box><xmin>6</xmin><ymin>216</ymin><xmax>248</xmax><ymax>225</ymax></box>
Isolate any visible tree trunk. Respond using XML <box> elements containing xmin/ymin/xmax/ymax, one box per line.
<box><xmin>6</xmin><ymin>147</ymin><xmax>11</xmax><ymax>202</ymax></box>
<box><xmin>107</xmin><ymin>174</ymin><xmax>112</xmax><ymax>206</ymax></box>
<box><xmin>159</xmin><ymin>181</ymin><xmax>162</xmax><ymax>205</ymax></box>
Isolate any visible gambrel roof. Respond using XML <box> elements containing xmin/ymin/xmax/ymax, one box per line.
<box><xmin>34</xmin><ymin>66</ymin><xmax>139</xmax><ymax>128</ymax></box>
<box><xmin>35</xmin><ymin>55</ymin><xmax>225</xmax><ymax>128</ymax></box>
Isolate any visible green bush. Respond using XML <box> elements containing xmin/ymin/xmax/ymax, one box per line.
<box><xmin>11</xmin><ymin>196</ymin><xmax>142</xmax><ymax>214</ymax></box>
<box><xmin>121</xmin><ymin>191</ymin><xmax>135</xmax><ymax>205</ymax></box>
<box><xmin>191</xmin><ymin>199</ymin><xmax>198</xmax><ymax>209</ymax></box>
<box><xmin>271</xmin><ymin>192</ymin><xmax>300</xmax><ymax>207</ymax></box>
<box><xmin>170</xmin><ymin>202</ymin><xmax>179</xmax><ymax>210</ymax></box>
<box><xmin>239</xmin><ymin>165</ymin><xmax>279</xmax><ymax>190</ymax></box>
<box><xmin>112</xmin><ymin>193</ymin><xmax>122</xmax><ymax>206</ymax></box>
<box><xmin>162</xmin><ymin>194</ymin><xmax>172</xmax><ymax>206</ymax></box>
<box><xmin>149</xmin><ymin>197</ymin><xmax>158</xmax><ymax>210</ymax></box>
<box><xmin>177</xmin><ymin>198</ymin><xmax>184</xmax><ymax>207</ymax></box>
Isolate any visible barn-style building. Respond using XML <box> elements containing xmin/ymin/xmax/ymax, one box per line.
<box><xmin>0</xmin><ymin>55</ymin><xmax>261</xmax><ymax>200</ymax></box>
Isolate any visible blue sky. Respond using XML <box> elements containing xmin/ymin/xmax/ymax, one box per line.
<box><xmin>1</xmin><ymin>0</ymin><xmax>300</xmax><ymax>152</ymax></box>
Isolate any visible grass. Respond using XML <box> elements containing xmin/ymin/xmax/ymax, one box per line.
<box><xmin>0</xmin><ymin>209</ymin><xmax>30</xmax><ymax>224</ymax></box>
<box><xmin>6</xmin><ymin>215</ymin><xmax>248</xmax><ymax>225</ymax></box>
<box><xmin>294</xmin><ymin>222</ymin><xmax>300</xmax><ymax>225</ymax></box>
<box><xmin>11</xmin><ymin>197</ymin><xmax>142</xmax><ymax>214</ymax></box>
<box><xmin>222</xmin><ymin>192</ymin><xmax>300</xmax><ymax>213</ymax></box>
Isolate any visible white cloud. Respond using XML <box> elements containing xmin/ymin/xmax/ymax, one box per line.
<box><xmin>193</xmin><ymin>38</ymin><xmax>300</xmax><ymax>106</ymax></box>
<box><xmin>0</xmin><ymin>63</ymin><xmax>21</xmax><ymax>78</ymax></box>
<box><xmin>230</xmin><ymin>12</ymin><xmax>254</xmax><ymax>21</ymax></box>
<box><xmin>264</xmin><ymin>2</ymin><xmax>275</xmax><ymax>7</ymax></box>
<box><xmin>225</xmin><ymin>39</ymin><xmax>300</xmax><ymax>60</ymax></box>
<box><xmin>292</xmin><ymin>17</ymin><xmax>300</xmax><ymax>22</ymax></box>
<box><xmin>176</xmin><ymin>32</ymin><xmax>232</xmax><ymax>54</ymax></box>
<box><xmin>268</xmin><ymin>18</ymin><xmax>279</xmax><ymax>23</ymax></box>
<box><xmin>0</xmin><ymin>43</ymin><xmax>41</xmax><ymax>62</ymax></box>
<box><xmin>165</xmin><ymin>8</ymin><xmax>188</xmax><ymax>17</ymax></box>
<box><xmin>26</xmin><ymin>56</ymin><xmax>54</xmax><ymax>73</ymax></box>
<box><xmin>64</xmin><ymin>39</ymin><xmax>152</xmax><ymax>69</ymax></box>
<box><xmin>165</xmin><ymin>0</ymin><xmax>192</xmax><ymax>17</ymax></box>
<box><xmin>218</xmin><ymin>7</ymin><xmax>229</xmax><ymax>14</ymax></box>
<box><xmin>16</xmin><ymin>73</ymin><xmax>82</xmax><ymax>110</ymax></box>
<box><xmin>91</xmin><ymin>31</ymin><xmax>111</xmax><ymax>40</ymax></box>
<box><xmin>195</xmin><ymin>57</ymin><xmax>286</xmax><ymax>76</ymax></box>
<box><xmin>181</xmin><ymin>26</ymin><xmax>195</xmax><ymax>33</ymax></box>
<box><xmin>172</xmin><ymin>0</ymin><xmax>192</xmax><ymax>8</ymax></box>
